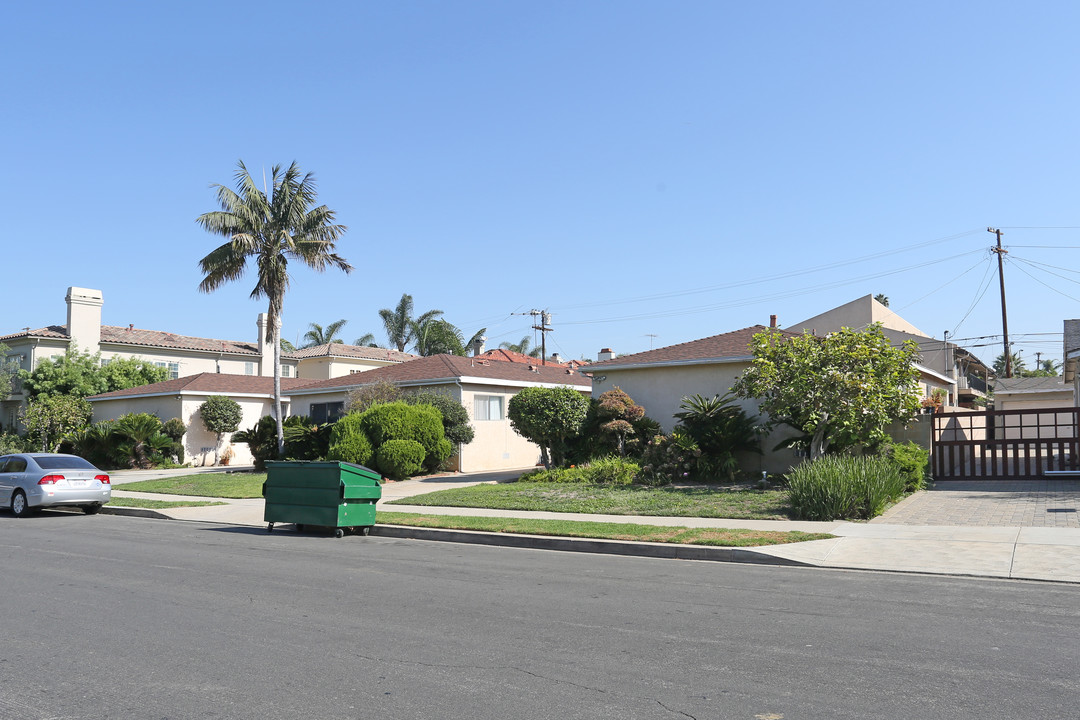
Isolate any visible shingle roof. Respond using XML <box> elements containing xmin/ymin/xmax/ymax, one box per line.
<box><xmin>285</xmin><ymin>343</ymin><xmax>418</xmax><ymax>363</ymax></box>
<box><xmin>87</xmin><ymin>373</ymin><xmax>320</xmax><ymax>400</ymax></box>
<box><xmin>585</xmin><ymin>326</ymin><xmax>796</xmax><ymax>369</ymax></box>
<box><xmin>289</xmin><ymin>354</ymin><xmax>592</xmax><ymax>393</ymax></box>
<box><xmin>992</xmin><ymin>376</ymin><xmax>1069</xmax><ymax>394</ymax></box>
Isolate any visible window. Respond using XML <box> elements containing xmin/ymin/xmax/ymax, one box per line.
<box><xmin>281</xmin><ymin>365</ymin><xmax>292</xmax><ymax>378</ymax></box>
<box><xmin>310</xmin><ymin>402</ymin><xmax>345</xmax><ymax>424</ymax></box>
<box><xmin>474</xmin><ymin>395</ymin><xmax>503</xmax><ymax>421</ymax></box>
<box><xmin>245</xmin><ymin>362</ymin><xmax>255</xmax><ymax>376</ymax></box>
<box><xmin>154</xmin><ymin>361</ymin><xmax>180</xmax><ymax>380</ymax></box>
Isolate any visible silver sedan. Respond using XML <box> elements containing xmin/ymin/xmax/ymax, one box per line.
<box><xmin>1</xmin><ymin>453</ymin><xmax>112</xmax><ymax>517</ymax></box>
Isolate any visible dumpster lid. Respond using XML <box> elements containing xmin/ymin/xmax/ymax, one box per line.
<box><xmin>265</xmin><ymin>460</ymin><xmax>381</xmax><ymax>481</ymax></box>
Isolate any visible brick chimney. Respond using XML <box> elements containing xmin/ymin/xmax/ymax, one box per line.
<box><xmin>770</xmin><ymin>314</ymin><xmax>778</xmax><ymax>328</ymax></box>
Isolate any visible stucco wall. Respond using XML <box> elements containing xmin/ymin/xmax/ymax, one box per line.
<box><xmin>590</xmin><ymin>362</ymin><xmax>799</xmax><ymax>474</ymax></box>
<box><xmin>460</xmin><ymin>385</ymin><xmax>546</xmax><ymax>472</ymax></box>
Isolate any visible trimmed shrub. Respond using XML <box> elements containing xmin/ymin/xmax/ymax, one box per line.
<box><xmin>785</xmin><ymin>454</ymin><xmax>906</xmax><ymax>521</ymax></box>
<box><xmin>326</xmin><ymin>414</ymin><xmax>374</xmax><ymax>466</ymax></box>
<box><xmin>162</xmin><ymin>418</ymin><xmax>186</xmax><ymax>442</ymax></box>
<box><xmin>519</xmin><ymin>457</ymin><xmax>640</xmax><ymax>485</ymax></box>
<box><xmin>376</xmin><ymin>439</ymin><xmax>425</xmax><ymax>480</ymax></box>
<box><xmin>359</xmin><ymin>401</ymin><xmax>447</xmax><ymax>471</ymax></box>
<box><xmin>520</xmin><ymin>466</ymin><xmax>587</xmax><ymax>483</ymax></box>
<box><xmin>881</xmin><ymin>441</ymin><xmax>929</xmax><ymax>492</ymax></box>
<box><xmin>402</xmin><ymin>391</ymin><xmax>475</xmax><ymax>446</ymax></box>
<box><xmin>359</xmin><ymin>403</ymin><xmax>412</xmax><ymax>447</ymax></box>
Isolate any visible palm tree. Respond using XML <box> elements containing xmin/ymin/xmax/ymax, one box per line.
<box><xmin>302</xmin><ymin>319</ymin><xmax>348</xmax><ymax>348</ymax></box>
<box><xmin>379</xmin><ymin>293</ymin><xmax>442</xmax><ymax>352</ymax></box>
<box><xmin>353</xmin><ymin>333</ymin><xmax>381</xmax><ymax>348</ymax></box>
<box><xmin>197</xmin><ymin>160</ymin><xmax>351</xmax><ymax>454</ymax></box>
<box><xmin>500</xmin><ymin>335</ymin><xmax>541</xmax><ymax>358</ymax></box>
<box><xmin>993</xmin><ymin>351</ymin><xmax>1026</xmax><ymax>378</ymax></box>
<box><xmin>874</xmin><ymin>294</ymin><xmax>889</xmax><ymax>307</ymax></box>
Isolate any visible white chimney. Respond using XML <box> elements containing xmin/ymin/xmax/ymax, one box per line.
<box><xmin>598</xmin><ymin>348</ymin><xmax>616</xmax><ymax>362</ymax></box>
<box><xmin>472</xmin><ymin>335</ymin><xmax>487</xmax><ymax>356</ymax></box>
<box><xmin>66</xmin><ymin>287</ymin><xmax>103</xmax><ymax>355</ymax></box>
<box><xmin>550</xmin><ymin>352</ymin><xmax>562</xmax><ymax>364</ymax></box>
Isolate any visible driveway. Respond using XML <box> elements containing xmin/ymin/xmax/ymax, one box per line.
<box><xmin>873</xmin><ymin>478</ymin><xmax>1080</xmax><ymax>528</ymax></box>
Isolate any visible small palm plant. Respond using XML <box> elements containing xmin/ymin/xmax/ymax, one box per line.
<box><xmin>673</xmin><ymin>392</ymin><xmax>762</xmax><ymax>482</ymax></box>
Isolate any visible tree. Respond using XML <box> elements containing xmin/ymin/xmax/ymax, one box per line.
<box><xmin>197</xmin><ymin>160</ymin><xmax>351</xmax><ymax>455</ymax></box>
<box><xmin>302</xmin><ymin>319</ymin><xmax>348</xmax><ymax>348</ymax></box>
<box><xmin>993</xmin><ymin>352</ymin><xmax>1026</xmax><ymax>378</ymax></box>
<box><xmin>507</xmin><ymin>386</ymin><xmax>589</xmax><ymax>468</ymax></box>
<box><xmin>500</xmin><ymin>336</ymin><xmax>541</xmax><ymax>358</ymax></box>
<box><xmin>19</xmin><ymin>349</ymin><xmax>168</xmax><ymax>400</ymax></box>
<box><xmin>733</xmin><ymin>325</ymin><xmax>921</xmax><ymax>459</ymax></box>
<box><xmin>21</xmin><ymin>395</ymin><xmax>92</xmax><ymax>452</ymax></box>
<box><xmin>673</xmin><ymin>392</ymin><xmax>761</xmax><ymax>481</ymax></box>
<box><xmin>378</xmin><ymin>293</ymin><xmax>442</xmax><ymax>352</ymax></box>
<box><xmin>412</xmin><ymin>319</ymin><xmax>485</xmax><ymax>357</ymax></box>
<box><xmin>0</xmin><ymin>342</ymin><xmax>18</xmax><ymax>402</ymax></box>
<box><xmin>199</xmin><ymin>396</ymin><xmax>244</xmax><ymax>465</ymax></box>
<box><xmin>353</xmin><ymin>333</ymin><xmax>381</xmax><ymax>348</ymax></box>
<box><xmin>596</xmin><ymin>387</ymin><xmax>645</xmax><ymax>456</ymax></box>
<box><xmin>874</xmin><ymin>294</ymin><xmax>889</xmax><ymax>307</ymax></box>
<box><xmin>113</xmin><ymin>413</ymin><xmax>172</xmax><ymax>469</ymax></box>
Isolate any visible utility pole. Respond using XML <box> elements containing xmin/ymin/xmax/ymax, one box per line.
<box><xmin>517</xmin><ymin>309</ymin><xmax>552</xmax><ymax>365</ymax></box>
<box><xmin>988</xmin><ymin>227</ymin><xmax>1012</xmax><ymax>378</ymax></box>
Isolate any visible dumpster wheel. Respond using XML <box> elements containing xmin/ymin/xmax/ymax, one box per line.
<box><xmin>334</xmin><ymin>528</ymin><xmax>345</xmax><ymax>539</ymax></box>
<box><xmin>266</xmin><ymin>522</ymin><xmax>274</xmax><ymax>533</ymax></box>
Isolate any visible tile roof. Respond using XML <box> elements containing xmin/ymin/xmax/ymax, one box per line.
<box><xmin>585</xmin><ymin>326</ymin><xmax>796</xmax><ymax>369</ymax></box>
<box><xmin>289</xmin><ymin>354</ymin><xmax>592</xmax><ymax>393</ymax></box>
<box><xmin>87</xmin><ymin>373</ymin><xmax>320</xmax><ymax>400</ymax></box>
<box><xmin>285</xmin><ymin>343</ymin><xmax>418</xmax><ymax>363</ymax></box>
<box><xmin>0</xmin><ymin>324</ymin><xmax>261</xmax><ymax>355</ymax></box>
<box><xmin>474</xmin><ymin>348</ymin><xmax>569</xmax><ymax>366</ymax></box>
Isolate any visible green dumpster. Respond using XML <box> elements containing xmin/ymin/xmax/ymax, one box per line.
<box><xmin>263</xmin><ymin>460</ymin><xmax>382</xmax><ymax>537</ymax></box>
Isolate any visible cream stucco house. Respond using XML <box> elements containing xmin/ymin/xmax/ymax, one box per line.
<box><xmin>0</xmin><ymin>286</ymin><xmax>416</xmax><ymax>430</ymax></box>
<box><xmin>88</xmin><ymin>354</ymin><xmax>592</xmax><ymax>472</ymax></box>
<box><xmin>795</xmin><ymin>295</ymin><xmax>992</xmax><ymax>408</ymax></box>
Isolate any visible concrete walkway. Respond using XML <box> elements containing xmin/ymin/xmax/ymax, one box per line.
<box><xmin>103</xmin><ymin>470</ymin><xmax>1080</xmax><ymax>584</ymax></box>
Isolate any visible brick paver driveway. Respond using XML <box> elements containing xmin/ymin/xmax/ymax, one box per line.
<box><xmin>873</xmin><ymin>479</ymin><xmax>1080</xmax><ymax>527</ymax></box>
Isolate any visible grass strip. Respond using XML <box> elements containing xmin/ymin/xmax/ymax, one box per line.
<box><xmin>109</xmin><ymin>497</ymin><xmax>228</xmax><ymax>509</ymax></box>
<box><xmin>116</xmin><ymin>472</ymin><xmax>267</xmax><ymax>499</ymax></box>
<box><xmin>375</xmin><ymin>511</ymin><xmax>831</xmax><ymax>547</ymax></box>
<box><xmin>388</xmin><ymin>481</ymin><xmax>794</xmax><ymax>520</ymax></box>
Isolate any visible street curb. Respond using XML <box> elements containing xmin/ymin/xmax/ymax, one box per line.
<box><xmin>101</xmin><ymin>506</ymin><xmax>173</xmax><ymax>520</ymax></box>
<box><xmin>371</xmin><ymin>524</ymin><xmax>814</xmax><ymax>566</ymax></box>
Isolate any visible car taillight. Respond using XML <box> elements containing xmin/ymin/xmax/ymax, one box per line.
<box><xmin>39</xmin><ymin>475</ymin><xmax>64</xmax><ymax>485</ymax></box>
<box><xmin>95</xmin><ymin>474</ymin><xmax>111</xmax><ymax>484</ymax></box>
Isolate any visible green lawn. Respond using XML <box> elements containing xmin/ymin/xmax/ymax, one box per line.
<box><xmin>387</xmin><ymin>481</ymin><xmax>794</xmax><ymax>520</ymax></box>
<box><xmin>376</xmin><ymin>511</ymin><xmax>829</xmax><ymax>547</ymax></box>
<box><xmin>116</xmin><ymin>472</ymin><xmax>267</xmax><ymax>498</ymax></box>
<box><xmin>109</xmin><ymin>497</ymin><xmax>228</xmax><ymax>509</ymax></box>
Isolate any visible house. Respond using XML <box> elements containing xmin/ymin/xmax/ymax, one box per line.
<box><xmin>794</xmin><ymin>294</ymin><xmax>992</xmax><ymax>408</ymax></box>
<box><xmin>286</xmin><ymin>354</ymin><xmax>593</xmax><ymax>472</ymax></box>
<box><xmin>0</xmin><ymin>286</ymin><xmax>415</xmax><ymax>430</ymax></box>
<box><xmin>1064</xmin><ymin>319</ymin><xmax>1080</xmax><ymax>402</ymax></box>
<box><xmin>87</xmin><ymin>354</ymin><xmax>593</xmax><ymax>472</ymax></box>
<box><xmin>583</xmin><ymin>325</ymin><xmax>802</xmax><ymax>473</ymax></box>
<box><xmin>991</xmin><ymin>376</ymin><xmax>1074</xmax><ymax>440</ymax></box>
<box><xmin>87</xmin><ymin>374</ymin><xmax>318</xmax><ymax>466</ymax></box>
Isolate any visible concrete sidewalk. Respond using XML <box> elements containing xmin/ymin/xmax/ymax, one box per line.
<box><xmin>104</xmin><ymin>472</ymin><xmax>1080</xmax><ymax>584</ymax></box>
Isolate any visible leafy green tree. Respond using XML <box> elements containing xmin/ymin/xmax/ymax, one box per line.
<box><xmin>0</xmin><ymin>342</ymin><xmax>18</xmax><ymax>401</ymax></box>
<box><xmin>379</xmin><ymin>293</ymin><xmax>442</xmax><ymax>352</ymax></box>
<box><xmin>302</xmin><ymin>319</ymin><xmax>348</xmax><ymax>348</ymax></box>
<box><xmin>500</xmin><ymin>336</ymin><xmax>541</xmax><ymax>358</ymax></box>
<box><xmin>345</xmin><ymin>380</ymin><xmax>403</xmax><ymax>413</ymax></box>
<box><xmin>19</xmin><ymin>349</ymin><xmax>167</xmax><ymax>401</ymax></box>
<box><xmin>199</xmin><ymin>396</ymin><xmax>244</xmax><ymax>465</ymax></box>
<box><xmin>733</xmin><ymin>325</ymin><xmax>921</xmax><ymax>459</ymax></box>
<box><xmin>21</xmin><ymin>395</ymin><xmax>93</xmax><ymax>452</ymax></box>
<box><xmin>197</xmin><ymin>160</ymin><xmax>351</xmax><ymax>455</ymax></box>
<box><xmin>507</xmin><ymin>386</ymin><xmax>589</xmax><ymax>469</ymax></box>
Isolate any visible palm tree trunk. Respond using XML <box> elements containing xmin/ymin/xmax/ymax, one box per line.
<box><xmin>272</xmin><ymin>308</ymin><xmax>285</xmax><ymax>456</ymax></box>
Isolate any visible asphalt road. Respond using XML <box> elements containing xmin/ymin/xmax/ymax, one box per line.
<box><xmin>2</xmin><ymin>512</ymin><xmax>1078</xmax><ymax>720</ymax></box>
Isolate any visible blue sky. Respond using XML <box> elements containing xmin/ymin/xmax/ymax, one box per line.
<box><xmin>4</xmin><ymin>1</ymin><xmax>1078</xmax><ymax>368</ymax></box>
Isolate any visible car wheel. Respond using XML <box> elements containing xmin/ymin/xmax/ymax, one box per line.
<box><xmin>11</xmin><ymin>491</ymin><xmax>31</xmax><ymax>518</ymax></box>
<box><xmin>82</xmin><ymin>504</ymin><xmax>102</xmax><ymax>515</ymax></box>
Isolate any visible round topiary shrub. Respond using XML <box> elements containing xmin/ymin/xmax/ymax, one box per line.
<box><xmin>360</xmin><ymin>401</ymin><xmax>447</xmax><ymax>471</ymax></box>
<box><xmin>326</xmin><ymin>414</ymin><xmax>374</xmax><ymax>467</ymax></box>
<box><xmin>359</xmin><ymin>403</ymin><xmax>412</xmax><ymax>446</ymax></box>
<box><xmin>376</xmin><ymin>439</ymin><xmax>425</xmax><ymax>480</ymax></box>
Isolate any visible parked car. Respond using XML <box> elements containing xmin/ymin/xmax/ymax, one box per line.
<box><xmin>0</xmin><ymin>453</ymin><xmax>111</xmax><ymax>517</ymax></box>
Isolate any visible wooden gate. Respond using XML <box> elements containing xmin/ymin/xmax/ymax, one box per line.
<box><xmin>932</xmin><ymin>407</ymin><xmax>1080</xmax><ymax>480</ymax></box>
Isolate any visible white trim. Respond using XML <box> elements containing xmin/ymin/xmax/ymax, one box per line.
<box><xmin>287</xmin><ymin>375</ymin><xmax>590</xmax><ymax>397</ymax></box>
<box><xmin>88</xmin><ymin>390</ymin><xmax>291</xmax><ymax>403</ymax></box>
<box><xmin>915</xmin><ymin>364</ymin><xmax>956</xmax><ymax>386</ymax></box>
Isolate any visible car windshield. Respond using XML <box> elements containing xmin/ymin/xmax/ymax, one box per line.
<box><xmin>35</xmin><ymin>456</ymin><xmax>97</xmax><ymax>470</ymax></box>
